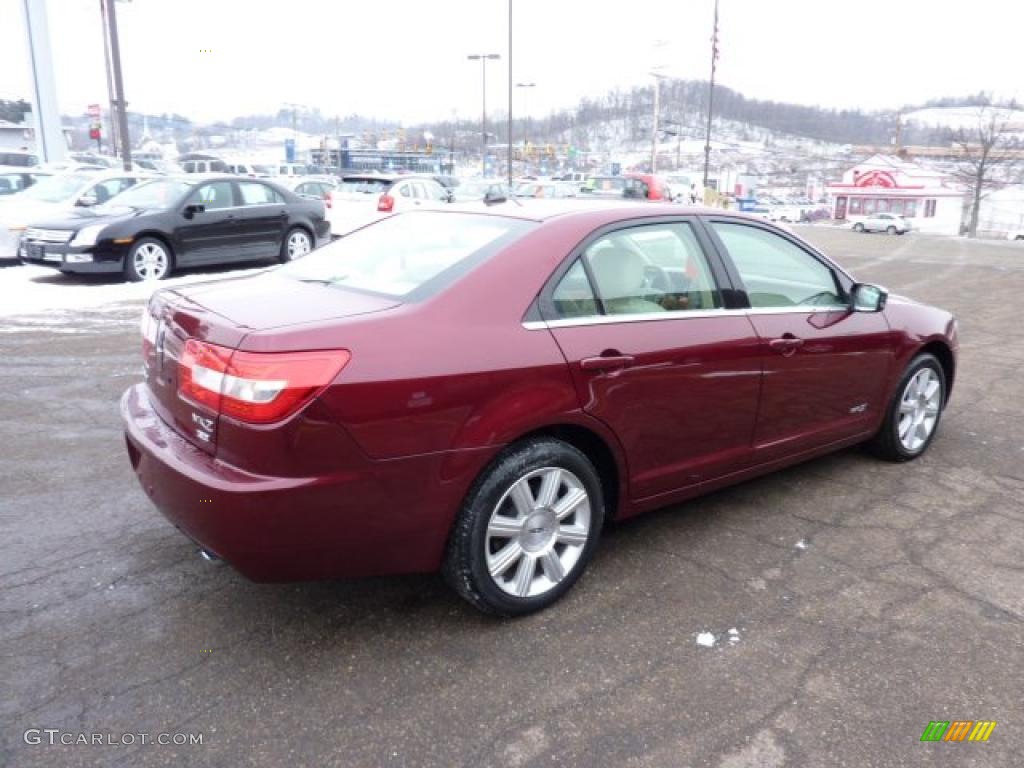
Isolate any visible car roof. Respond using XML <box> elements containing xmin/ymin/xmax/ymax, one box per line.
<box><xmin>443</xmin><ymin>199</ymin><xmax>756</xmax><ymax>223</ymax></box>
<box><xmin>0</xmin><ymin>165</ymin><xmax>52</xmax><ymax>174</ymax></box>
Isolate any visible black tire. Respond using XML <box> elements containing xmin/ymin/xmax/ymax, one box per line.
<box><xmin>886</xmin><ymin>225</ymin><xmax>897</xmax><ymax>235</ymax></box>
<box><xmin>443</xmin><ymin>438</ymin><xmax>605</xmax><ymax>616</ymax></box>
<box><xmin>124</xmin><ymin>237</ymin><xmax>173</xmax><ymax>282</ymax></box>
<box><xmin>853</xmin><ymin>222</ymin><xmax>864</xmax><ymax>232</ymax></box>
<box><xmin>280</xmin><ymin>227</ymin><xmax>312</xmax><ymax>263</ymax></box>
<box><xmin>868</xmin><ymin>353</ymin><xmax>946</xmax><ymax>462</ymax></box>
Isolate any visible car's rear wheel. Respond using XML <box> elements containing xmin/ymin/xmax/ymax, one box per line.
<box><xmin>280</xmin><ymin>228</ymin><xmax>312</xmax><ymax>263</ymax></box>
<box><xmin>853</xmin><ymin>222</ymin><xmax>865</xmax><ymax>232</ymax></box>
<box><xmin>443</xmin><ymin>438</ymin><xmax>604</xmax><ymax>616</ymax></box>
<box><xmin>886</xmin><ymin>225</ymin><xmax>897</xmax><ymax>235</ymax></box>
<box><xmin>869</xmin><ymin>353</ymin><xmax>946</xmax><ymax>462</ymax></box>
<box><xmin>124</xmin><ymin>237</ymin><xmax>172</xmax><ymax>282</ymax></box>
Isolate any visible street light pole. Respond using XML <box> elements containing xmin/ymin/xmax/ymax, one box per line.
<box><xmin>467</xmin><ymin>53</ymin><xmax>500</xmax><ymax>177</ymax></box>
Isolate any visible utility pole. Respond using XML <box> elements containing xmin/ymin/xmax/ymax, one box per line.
<box><xmin>99</xmin><ymin>0</ymin><xmax>118</xmax><ymax>156</ymax></box>
<box><xmin>650</xmin><ymin>74</ymin><xmax>664</xmax><ymax>174</ymax></box>
<box><xmin>507</xmin><ymin>0</ymin><xmax>513</xmax><ymax>189</ymax></box>
<box><xmin>335</xmin><ymin>115</ymin><xmax>342</xmax><ymax>176</ymax></box>
<box><xmin>467</xmin><ymin>53</ymin><xmax>500</xmax><ymax>177</ymax></box>
<box><xmin>105</xmin><ymin>0</ymin><xmax>131</xmax><ymax>170</ymax></box>
<box><xmin>702</xmin><ymin>0</ymin><xmax>720</xmax><ymax>191</ymax></box>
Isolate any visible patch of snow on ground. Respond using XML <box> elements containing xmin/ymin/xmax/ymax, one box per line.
<box><xmin>795</xmin><ymin>539</ymin><xmax>808</xmax><ymax>550</ymax></box>
<box><xmin>0</xmin><ymin>263</ymin><xmax>269</xmax><ymax>320</ymax></box>
<box><xmin>696</xmin><ymin>631</ymin><xmax>716</xmax><ymax>648</ymax></box>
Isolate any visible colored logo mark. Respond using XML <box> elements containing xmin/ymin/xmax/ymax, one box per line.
<box><xmin>920</xmin><ymin>720</ymin><xmax>996</xmax><ymax>743</ymax></box>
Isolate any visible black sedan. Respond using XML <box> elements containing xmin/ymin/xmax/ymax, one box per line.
<box><xmin>18</xmin><ymin>176</ymin><xmax>330</xmax><ymax>281</ymax></box>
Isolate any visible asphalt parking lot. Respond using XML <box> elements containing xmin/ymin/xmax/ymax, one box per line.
<box><xmin>2</xmin><ymin>227</ymin><xmax>1022</xmax><ymax>767</ymax></box>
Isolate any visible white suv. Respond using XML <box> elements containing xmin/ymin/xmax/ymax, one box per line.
<box><xmin>852</xmin><ymin>212</ymin><xmax>911</xmax><ymax>235</ymax></box>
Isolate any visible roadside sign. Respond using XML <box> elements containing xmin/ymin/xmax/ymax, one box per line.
<box><xmin>87</xmin><ymin>103</ymin><xmax>101</xmax><ymax>118</ymax></box>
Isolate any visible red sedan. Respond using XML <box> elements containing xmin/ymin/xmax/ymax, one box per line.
<box><xmin>122</xmin><ymin>203</ymin><xmax>958</xmax><ymax>615</ymax></box>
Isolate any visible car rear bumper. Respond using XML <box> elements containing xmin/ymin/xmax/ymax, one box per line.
<box><xmin>121</xmin><ymin>383</ymin><xmax>488</xmax><ymax>582</ymax></box>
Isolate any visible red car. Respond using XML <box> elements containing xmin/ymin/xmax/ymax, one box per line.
<box><xmin>623</xmin><ymin>173</ymin><xmax>672</xmax><ymax>201</ymax></box>
<box><xmin>122</xmin><ymin>203</ymin><xmax>958</xmax><ymax>615</ymax></box>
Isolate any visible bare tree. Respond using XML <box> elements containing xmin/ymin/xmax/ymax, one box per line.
<box><xmin>950</xmin><ymin>105</ymin><xmax>1023</xmax><ymax>237</ymax></box>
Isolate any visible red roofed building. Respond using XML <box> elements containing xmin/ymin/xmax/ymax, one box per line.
<box><xmin>827</xmin><ymin>154</ymin><xmax>965</xmax><ymax>235</ymax></box>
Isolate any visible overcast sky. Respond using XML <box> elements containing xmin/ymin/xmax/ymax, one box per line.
<box><xmin>2</xmin><ymin>0</ymin><xmax>1021</xmax><ymax>125</ymax></box>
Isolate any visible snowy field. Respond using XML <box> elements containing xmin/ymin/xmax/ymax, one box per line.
<box><xmin>0</xmin><ymin>262</ymin><xmax>269</xmax><ymax>332</ymax></box>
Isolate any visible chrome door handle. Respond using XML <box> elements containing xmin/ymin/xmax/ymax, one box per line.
<box><xmin>769</xmin><ymin>336</ymin><xmax>804</xmax><ymax>356</ymax></box>
<box><xmin>580</xmin><ymin>354</ymin><xmax>635</xmax><ymax>371</ymax></box>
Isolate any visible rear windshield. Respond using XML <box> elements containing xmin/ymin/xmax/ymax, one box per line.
<box><xmin>21</xmin><ymin>172</ymin><xmax>94</xmax><ymax>202</ymax></box>
<box><xmin>278</xmin><ymin>211</ymin><xmax>531</xmax><ymax>298</ymax></box>
<box><xmin>338</xmin><ymin>178</ymin><xmax>392</xmax><ymax>195</ymax></box>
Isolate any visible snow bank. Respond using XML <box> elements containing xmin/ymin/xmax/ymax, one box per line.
<box><xmin>0</xmin><ymin>263</ymin><xmax>267</xmax><ymax>320</ymax></box>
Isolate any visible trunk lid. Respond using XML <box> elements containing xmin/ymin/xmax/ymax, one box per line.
<box><xmin>143</xmin><ymin>273</ymin><xmax>399</xmax><ymax>454</ymax></box>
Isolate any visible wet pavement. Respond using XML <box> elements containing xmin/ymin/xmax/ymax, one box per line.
<box><xmin>1</xmin><ymin>228</ymin><xmax>1022</xmax><ymax>767</ymax></box>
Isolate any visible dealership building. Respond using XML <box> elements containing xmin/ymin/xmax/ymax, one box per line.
<box><xmin>827</xmin><ymin>154</ymin><xmax>965</xmax><ymax>235</ymax></box>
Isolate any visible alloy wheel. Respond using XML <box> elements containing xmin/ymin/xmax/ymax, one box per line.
<box><xmin>133</xmin><ymin>242</ymin><xmax>169</xmax><ymax>280</ymax></box>
<box><xmin>484</xmin><ymin>467</ymin><xmax>591</xmax><ymax>598</ymax></box>
<box><xmin>897</xmin><ymin>368</ymin><xmax>942</xmax><ymax>452</ymax></box>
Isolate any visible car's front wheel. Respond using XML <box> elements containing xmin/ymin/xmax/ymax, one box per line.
<box><xmin>869</xmin><ymin>353</ymin><xmax>946</xmax><ymax>462</ymax></box>
<box><xmin>124</xmin><ymin>237</ymin><xmax>172</xmax><ymax>282</ymax></box>
<box><xmin>886</xmin><ymin>225</ymin><xmax>897</xmax><ymax>235</ymax></box>
<box><xmin>853</xmin><ymin>222</ymin><xmax>865</xmax><ymax>232</ymax></box>
<box><xmin>443</xmin><ymin>438</ymin><xmax>605</xmax><ymax>616</ymax></box>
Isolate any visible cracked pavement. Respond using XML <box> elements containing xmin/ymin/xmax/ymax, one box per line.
<box><xmin>1</xmin><ymin>228</ymin><xmax>1022</xmax><ymax>767</ymax></box>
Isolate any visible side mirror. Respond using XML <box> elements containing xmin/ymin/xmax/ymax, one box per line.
<box><xmin>851</xmin><ymin>282</ymin><xmax>888</xmax><ymax>312</ymax></box>
<box><xmin>183</xmin><ymin>203</ymin><xmax>205</xmax><ymax>219</ymax></box>
<box><xmin>77</xmin><ymin>194</ymin><xmax>98</xmax><ymax>207</ymax></box>
<box><xmin>483</xmin><ymin>190</ymin><xmax>507</xmax><ymax>205</ymax></box>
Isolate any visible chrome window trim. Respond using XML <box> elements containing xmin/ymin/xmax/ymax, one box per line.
<box><xmin>521</xmin><ymin>304</ymin><xmax>848</xmax><ymax>331</ymax></box>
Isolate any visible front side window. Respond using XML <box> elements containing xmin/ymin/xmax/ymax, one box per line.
<box><xmin>549</xmin><ymin>222</ymin><xmax>721</xmax><ymax>319</ymax></box>
<box><xmin>189</xmin><ymin>181</ymin><xmax>234</xmax><ymax>209</ymax></box>
<box><xmin>711</xmin><ymin>222</ymin><xmax>844</xmax><ymax>309</ymax></box>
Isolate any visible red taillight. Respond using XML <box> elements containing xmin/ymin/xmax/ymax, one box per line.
<box><xmin>325</xmin><ymin>190</ymin><xmax>333</xmax><ymax>209</ymax></box>
<box><xmin>178</xmin><ymin>340</ymin><xmax>350</xmax><ymax>424</ymax></box>
<box><xmin>377</xmin><ymin>193</ymin><xmax>394</xmax><ymax>212</ymax></box>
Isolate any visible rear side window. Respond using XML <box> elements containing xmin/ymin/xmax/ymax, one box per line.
<box><xmin>548</xmin><ymin>221</ymin><xmax>721</xmax><ymax>318</ymax></box>
<box><xmin>238</xmin><ymin>182</ymin><xmax>283</xmax><ymax>205</ymax></box>
<box><xmin>710</xmin><ymin>222</ymin><xmax>844</xmax><ymax>309</ymax></box>
<box><xmin>551</xmin><ymin>260</ymin><xmax>598</xmax><ymax>318</ymax></box>
<box><xmin>278</xmin><ymin>212</ymin><xmax>529</xmax><ymax>298</ymax></box>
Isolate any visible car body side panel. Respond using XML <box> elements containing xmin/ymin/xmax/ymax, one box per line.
<box><xmin>745</xmin><ymin>308</ymin><xmax>895</xmax><ymax>463</ymax></box>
